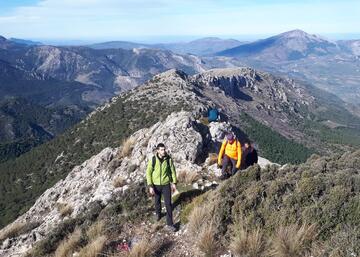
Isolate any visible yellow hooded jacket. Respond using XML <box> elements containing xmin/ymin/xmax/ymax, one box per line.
<box><xmin>217</xmin><ymin>139</ymin><xmax>242</xmax><ymax>168</ymax></box>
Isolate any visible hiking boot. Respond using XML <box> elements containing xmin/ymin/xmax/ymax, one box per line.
<box><xmin>231</xmin><ymin>169</ymin><xmax>238</xmax><ymax>176</ymax></box>
<box><xmin>166</xmin><ymin>225</ymin><xmax>178</xmax><ymax>232</ymax></box>
<box><xmin>154</xmin><ymin>212</ymin><xmax>163</xmax><ymax>222</ymax></box>
<box><xmin>219</xmin><ymin>173</ymin><xmax>229</xmax><ymax>180</ymax></box>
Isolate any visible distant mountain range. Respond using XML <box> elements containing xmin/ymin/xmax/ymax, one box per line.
<box><xmin>89</xmin><ymin>37</ymin><xmax>245</xmax><ymax>56</ymax></box>
<box><xmin>8</xmin><ymin>38</ymin><xmax>42</xmax><ymax>46</ymax></box>
<box><xmin>212</xmin><ymin>30</ymin><xmax>360</xmax><ymax>106</ymax></box>
<box><xmin>89</xmin><ymin>40</ymin><xmax>149</xmax><ymax>50</ymax></box>
<box><xmin>0</xmin><ymin>36</ymin><xmax>208</xmax><ymax>161</ymax></box>
<box><xmin>1</xmin><ymin>30</ymin><xmax>360</xmax><ymax>161</ymax></box>
<box><xmin>88</xmin><ymin>30</ymin><xmax>360</xmax><ymax>105</ymax></box>
<box><xmin>0</xmin><ymin>38</ymin><xmax>206</xmax><ymax>100</ymax></box>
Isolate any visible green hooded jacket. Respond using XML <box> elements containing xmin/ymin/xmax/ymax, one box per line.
<box><xmin>146</xmin><ymin>155</ymin><xmax>177</xmax><ymax>186</ymax></box>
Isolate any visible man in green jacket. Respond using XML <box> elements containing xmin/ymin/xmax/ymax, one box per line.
<box><xmin>146</xmin><ymin>143</ymin><xmax>177</xmax><ymax>231</ymax></box>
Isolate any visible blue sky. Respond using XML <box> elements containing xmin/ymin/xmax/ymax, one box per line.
<box><xmin>0</xmin><ymin>0</ymin><xmax>359</xmax><ymax>43</ymax></box>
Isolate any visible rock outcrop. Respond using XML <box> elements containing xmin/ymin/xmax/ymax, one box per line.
<box><xmin>0</xmin><ymin>108</ymin><xmax>278</xmax><ymax>256</ymax></box>
<box><xmin>0</xmin><ymin>111</ymin><xmax>208</xmax><ymax>256</ymax></box>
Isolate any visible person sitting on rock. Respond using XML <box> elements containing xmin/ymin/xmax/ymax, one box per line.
<box><xmin>146</xmin><ymin>143</ymin><xmax>177</xmax><ymax>232</ymax></box>
<box><xmin>243</xmin><ymin>140</ymin><xmax>258</xmax><ymax>169</ymax></box>
<box><xmin>217</xmin><ymin>132</ymin><xmax>242</xmax><ymax>180</ymax></box>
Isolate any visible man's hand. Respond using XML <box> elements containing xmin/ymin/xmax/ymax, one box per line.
<box><xmin>149</xmin><ymin>187</ymin><xmax>155</xmax><ymax>196</ymax></box>
<box><xmin>217</xmin><ymin>162</ymin><xmax>222</xmax><ymax>169</ymax></box>
<box><xmin>171</xmin><ymin>183</ymin><xmax>177</xmax><ymax>193</ymax></box>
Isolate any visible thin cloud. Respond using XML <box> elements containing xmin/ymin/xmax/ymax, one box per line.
<box><xmin>0</xmin><ymin>0</ymin><xmax>359</xmax><ymax>40</ymax></box>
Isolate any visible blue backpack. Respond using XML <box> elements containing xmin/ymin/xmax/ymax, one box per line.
<box><xmin>208</xmin><ymin>109</ymin><xmax>219</xmax><ymax>122</ymax></box>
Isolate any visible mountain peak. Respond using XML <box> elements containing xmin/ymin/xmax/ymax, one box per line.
<box><xmin>282</xmin><ymin>29</ymin><xmax>308</xmax><ymax>37</ymax></box>
<box><xmin>278</xmin><ymin>29</ymin><xmax>328</xmax><ymax>43</ymax></box>
<box><xmin>196</xmin><ymin>67</ymin><xmax>256</xmax><ymax>78</ymax></box>
<box><xmin>190</xmin><ymin>37</ymin><xmax>225</xmax><ymax>43</ymax></box>
<box><xmin>0</xmin><ymin>36</ymin><xmax>7</xmax><ymax>42</ymax></box>
<box><xmin>217</xmin><ymin>29</ymin><xmax>337</xmax><ymax>60</ymax></box>
<box><xmin>153</xmin><ymin>68</ymin><xmax>189</xmax><ymax>81</ymax></box>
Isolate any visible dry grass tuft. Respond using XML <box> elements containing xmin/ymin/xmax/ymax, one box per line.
<box><xmin>229</xmin><ymin>225</ymin><xmax>267</xmax><ymax>257</ymax></box>
<box><xmin>207</xmin><ymin>153</ymin><xmax>218</xmax><ymax>166</ymax></box>
<box><xmin>270</xmin><ymin>223</ymin><xmax>318</xmax><ymax>257</ymax></box>
<box><xmin>187</xmin><ymin>205</ymin><xmax>209</xmax><ymax>235</ymax></box>
<box><xmin>118</xmin><ymin>137</ymin><xmax>136</xmax><ymax>158</ymax></box>
<box><xmin>128</xmin><ymin>237</ymin><xmax>158</xmax><ymax>257</ymax></box>
<box><xmin>54</xmin><ymin>228</ymin><xmax>82</xmax><ymax>257</ymax></box>
<box><xmin>57</xmin><ymin>203</ymin><xmax>73</xmax><ymax>217</ymax></box>
<box><xmin>197</xmin><ymin>223</ymin><xmax>218</xmax><ymax>257</ymax></box>
<box><xmin>0</xmin><ymin>222</ymin><xmax>27</xmax><ymax>241</ymax></box>
<box><xmin>328</xmin><ymin>249</ymin><xmax>343</xmax><ymax>257</ymax></box>
<box><xmin>199</xmin><ymin>117</ymin><xmax>210</xmax><ymax>126</ymax></box>
<box><xmin>78</xmin><ymin>235</ymin><xmax>107</xmax><ymax>257</ymax></box>
<box><xmin>86</xmin><ymin>220</ymin><xmax>105</xmax><ymax>242</ymax></box>
<box><xmin>113</xmin><ymin>176</ymin><xmax>127</xmax><ymax>188</ymax></box>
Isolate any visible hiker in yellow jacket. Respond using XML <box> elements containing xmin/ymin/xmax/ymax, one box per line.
<box><xmin>217</xmin><ymin>132</ymin><xmax>242</xmax><ymax>180</ymax></box>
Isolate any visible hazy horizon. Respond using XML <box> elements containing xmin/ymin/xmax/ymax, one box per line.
<box><xmin>5</xmin><ymin>31</ymin><xmax>360</xmax><ymax>46</ymax></box>
<box><xmin>1</xmin><ymin>0</ymin><xmax>359</xmax><ymax>41</ymax></box>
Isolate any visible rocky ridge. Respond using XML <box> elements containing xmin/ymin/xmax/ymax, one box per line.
<box><xmin>0</xmin><ymin>109</ymin><xmax>275</xmax><ymax>256</ymax></box>
<box><xmin>2</xmin><ymin>65</ymin><xmax>360</xmax><ymax>255</ymax></box>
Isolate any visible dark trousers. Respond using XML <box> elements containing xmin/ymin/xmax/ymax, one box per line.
<box><xmin>222</xmin><ymin>155</ymin><xmax>238</xmax><ymax>176</ymax></box>
<box><xmin>154</xmin><ymin>184</ymin><xmax>173</xmax><ymax>226</ymax></box>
